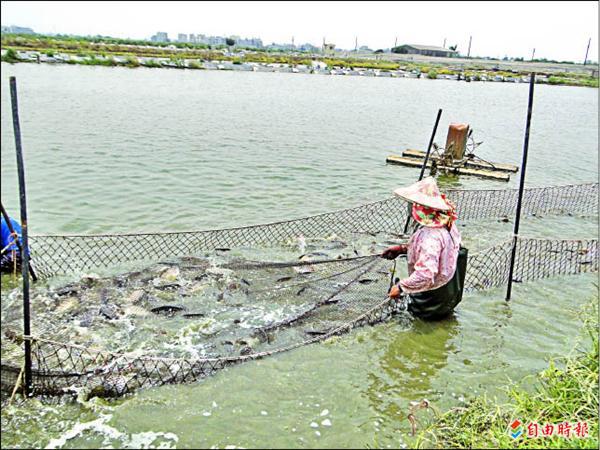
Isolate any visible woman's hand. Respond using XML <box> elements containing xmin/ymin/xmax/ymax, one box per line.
<box><xmin>381</xmin><ymin>244</ymin><xmax>408</xmax><ymax>260</ymax></box>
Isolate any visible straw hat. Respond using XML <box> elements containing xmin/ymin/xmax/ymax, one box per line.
<box><xmin>393</xmin><ymin>177</ymin><xmax>451</xmax><ymax>211</ymax></box>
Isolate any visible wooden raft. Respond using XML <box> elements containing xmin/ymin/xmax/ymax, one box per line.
<box><xmin>386</xmin><ymin>154</ymin><xmax>513</xmax><ymax>182</ymax></box>
<box><xmin>402</xmin><ymin>149</ymin><xmax>519</xmax><ymax>172</ymax></box>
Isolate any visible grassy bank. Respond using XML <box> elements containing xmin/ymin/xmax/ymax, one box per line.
<box><xmin>2</xmin><ymin>33</ymin><xmax>598</xmax><ymax>88</ymax></box>
<box><xmin>414</xmin><ymin>296</ymin><xmax>599</xmax><ymax>449</ymax></box>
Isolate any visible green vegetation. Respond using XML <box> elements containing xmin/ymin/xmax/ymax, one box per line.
<box><xmin>414</xmin><ymin>296</ymin><xmax>599</xmax><ymax>449</ymax></box>
<box><xmin>1</xmin><ymin>33</ymin><xmax>597</xmax><ymax>88</ymax></box>
<box><xmin>1</xmin><ymin>48</ymin><xmax>20</xmax><ymax>63</ymax></box>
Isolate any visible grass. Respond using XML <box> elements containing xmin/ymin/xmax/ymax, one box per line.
<box><xmin>413</xmin><ymin>295</ymin><xmax>599</xmax><ymax>449</ymax></box>
<box><xmin>2</xmin><ymin>33</ymin><xmax>598</xmax><ymax>87</ymax></box>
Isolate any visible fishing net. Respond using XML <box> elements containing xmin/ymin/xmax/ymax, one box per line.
<box><xmin>1</xmin><ymin>236</ymin><xmax>597</xmax><ymax>398</ymax></box>
<box><xmin>27</xmin><ymin>182</ymin><xmax>598</xmax><ymax>278</ymax></box>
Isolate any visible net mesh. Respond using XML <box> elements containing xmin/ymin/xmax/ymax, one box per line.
<box><xmin>27</xmin><ymin>182</ymin><xmax>598</xmax><ymax>278</ymax></box>
<box><xmin>1</xmin><ymin>182</ymin><xmax>597</xmax><ymax>398</ymax></box>
<box><xmin>1</xmin><ymin>236</ymin><xmax>597</xmax><ymax>398</ymax></box>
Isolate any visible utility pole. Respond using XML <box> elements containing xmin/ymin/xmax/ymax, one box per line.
<box><xmin>584</xmin><ymin>37</ymin><xmax>591</xmax><ymax>65</ymax></box>
<box><xmin>467</xmin><ymin>35</ymin><xmax>472</xmax><ymax>57</ymax></box>
<box><xmin>443</xmin><ymin>38</ymin><xmax>446</xmax><ymax>48</ymax></box>
<box><xmin>394</xmin><ymin>36</ymin><xmax>397</xmax><ymax>48</ymax></box>
<box><xmin>531</xmin><ymin>48</ymin><xmax>535</xmax><ymax>61</ymax></box>
<box><xmin>291</xmin><ymin>36</ymin><xmax>295</xmax><ymax>48</ymax></box>
<box><xmin>355</xmin><ymin>36</ymin><xmax>358</xmax><ymax>52</ymax></box>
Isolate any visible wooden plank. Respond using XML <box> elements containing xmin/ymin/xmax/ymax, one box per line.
<box><xmin>386</xmin><ymin>155</ymin><xmax>510</xmax><ymax>181</ymax></box>
<box><xmin>402</xmin><ymin>149</ymin><xmax>519</xmax><ymax>173</ymax></box>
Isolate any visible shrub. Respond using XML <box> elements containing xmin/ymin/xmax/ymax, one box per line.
<box><xmin>1</xmin><ymin>48</ymin><xmax>20</xmax><ymax>63</ymax></box>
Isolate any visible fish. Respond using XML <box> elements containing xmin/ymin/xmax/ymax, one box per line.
<box><xmin>324</xmin><ymin>241</ymin><xmax>347</xmax><ymax>250</ymax></box>
<box><xmin>79</xmin><ymin>311</ymin><xmax>95</xmax><ymax>327</ymax></box>
<box><xmin>150</xmin><ymin>305</ymin><xmax>186</xmax><ymax>316</ymax></box>
<box><xmin>123</xmin><ymin>305</ymin><xmax>151</xmax><ymax>318</ymax></box>
<box><xmin>298</xmin><ymin>252</ymin><xmax>328</xmax><ymax>259</ymax></box>
<box><xmin>99</xmin><ymin>288</ymin><xmax>110</xmax><ymax>304</ymax></box>
<box><xmin>182</xmin><ymin>312</ymin><xmax>206</xmax><ymax>318</ymax></box>
<box><xmin>358</xmin><ymin>278</ymin><xmax>377</xmax><ymax>284</ymax></box>
<box><xmin>152</xmin><ymin>281</ymin><xmax>181</xmax><ymax>290</ymax></box>
<box><xmin>99</xmin><ymin>303</ymin><xmax>120</xmax><ymax>320</ymax></box>
<box><xmin>56</xmin><ymin>297</ymin><xmax>80</xmax><ymax>315</ymax></box>
<box><xmin>127</xmin><ymin>290</ymin><xmax>147</xmax><ymax>305</ymax></box>
<box><xmin>304</xmin><ymin>329</ymin><xmax>332</xmax><ymax>336</ymax></box>
<box><xmin>80</xmin><ymin>273</ymin><xmax>100</xmax><ymax>287</ymax></box>
<box><xmin>55</xmin><ymin>284</ymin><xmax>79</xmax><ymax>297</ymax></box>
<box><xmin>276</xmin><ymin>276</ymin><xmax>293</xmax><ymax>282</ymax></box>
<box><xmin>294</xmin><ymin>265</ymin><xmax>315</xmax><ymax>275</ymax></box>
<box><xmin>160</xmin><ymin>266</ymin><xmax>180</xmax><ymax>282</ymax></box>
<box><xmin>239</xmin><ymin>346</ymin><xmax>253</xmax><ymax>356</ymax></box>
<box><xmin>296</xmin><ymin>286</ymin><xmax>308</xmax><ymax>295</ymax></box>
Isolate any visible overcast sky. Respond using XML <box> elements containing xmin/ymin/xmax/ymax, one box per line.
<box><xmin>1</xmin><ymin>1</ymin><xmax>598</xmax><ymax>62</ymax></box>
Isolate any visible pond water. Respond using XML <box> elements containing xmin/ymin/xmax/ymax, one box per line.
<box><xmin>0</xmin><ymin>63</ymin><xmax>597</xmax><ymax>449</ymax></box>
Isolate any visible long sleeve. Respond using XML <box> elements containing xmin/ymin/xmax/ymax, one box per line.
<box><xmin>399</xmin><ymin>234</ymin><xmax>442</xmax><ymax>294</ymax></box>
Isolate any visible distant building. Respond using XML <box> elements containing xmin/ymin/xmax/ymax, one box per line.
<box><xmin>150</xmin><ymin>32</ymin><xmax>169</xmax><ymax>42</ymax></box>
<box><xmin>208</xmin><ymin>36</ymin><xmax>226</xmax><ymax>46</ymax></box>
<box><xmin>299</xmin><ymin>43</ymin><xmax>320</xmax><ymax>53</ymax></box>
<box><xmin>177</xmin><ymin>33</ymin><xmax>188</xmax><ymax>43</ymax></box>
<box><xmin>236</xmin><ymin>37</ymin><xmax>263</xmax><ymax>48</ymax></box>
<box><xmin>1</xmin><ymin>25</ymin><xmax>34</xmax><ymax>34</ymax></box>
<box><xmin>393</xmin><ymin>44</ymin><xmax>457</xmax><ymax>58</ymax></box>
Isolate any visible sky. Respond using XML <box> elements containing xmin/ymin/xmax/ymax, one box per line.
<box><xmin>1</xmin><ymin>1</ymin><xmax>598</xmax><ymax>62</ymax></box>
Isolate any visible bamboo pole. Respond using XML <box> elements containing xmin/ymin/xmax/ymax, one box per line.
<box><xmin>506</xmin><ymin>73</ymin><xmax>535</xmax><ymax>301</ymax></box>
<box><xmin>402</xmin><ymin>108</ymin><xmax>443</xmax><ymax>234</ymax></box>
<box><xmin>9</xmin><ymin>76</ymin><xmax>33</xmax><ymax>396</ymax></box>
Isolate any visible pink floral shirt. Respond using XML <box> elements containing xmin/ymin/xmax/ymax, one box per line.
<box><xmin>399</xmin><ymin>224</ymin><xmax>462</xmax><ymax>294</ymax></box>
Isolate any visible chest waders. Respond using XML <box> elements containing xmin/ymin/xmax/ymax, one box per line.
<box><xmin>407</xmin><ymin>228</ymin><xmax>469</xmax><ymax>320</ymax></box>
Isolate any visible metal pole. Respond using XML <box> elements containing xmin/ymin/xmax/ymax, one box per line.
<box><xmin>0</xmin><ymin>201</ymin><xmax>37</xmax><ymax>281</ymax></box>
<box><xmin>402</xmin><ymin>108</ymin><xmax>443</xmax><ymax>234</ymax></box>
<box><xmin>467</xmin><ymin>36</ymin><xmax>472</xmax><ymax>57</ymax></box>
<box><xmin>9</xmin><ymin>76</ymin><xmax>33</xmax><ymax>396</ymax></box>
<box><xmin>583</xmin><ymin>38</ymin><xmax>591</xmax><ymax>65</ymax></box>
<box><xmin>506</xmin><ymin>73</ymin><xmax>535</xmax><ymax>301</ymax></box>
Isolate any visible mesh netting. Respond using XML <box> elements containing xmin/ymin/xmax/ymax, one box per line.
<box><xmin>1</xmin><ymin>236</ymin><xmax>597</xmax><ymax>398</ymax></box>
<box><xmin>27</xmin><ymin>182</ymin><xmax>598</xmax><ymax>278</ymax></box>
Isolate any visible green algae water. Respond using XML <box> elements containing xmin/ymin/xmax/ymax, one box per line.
<box><xmin>1</xmin><ymin>63</ymin><xmax>597</xmax><ymax>448</ymax></box>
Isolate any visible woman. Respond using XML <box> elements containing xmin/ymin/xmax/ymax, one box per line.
<box><xmin>381</xmin><ymin>177</ymin><xmax>468</xmax><ymax>320</ymax></box>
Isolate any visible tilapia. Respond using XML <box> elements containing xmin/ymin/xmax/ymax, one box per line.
<box><xmin>150</xmin><ymin>305</ymin><xmax>186</xmax><ymax>316</ymax></box>
<box><xmin>127</xmin><ymin>289</ymin><xmax>147</xmax><ymax>304</ymax></box>
<box><xmin>56</xmin><ymin>297</ymin><xmax>80</xmax><ymax>315</ymax></box>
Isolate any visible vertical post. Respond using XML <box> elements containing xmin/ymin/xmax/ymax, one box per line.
<box><xmin>531</xmin><ymin>48</ymin><xmax>535</xmax><ymax>61</ymax></box>
<box><xmin>10</xmin><ymin>76</ymin><xmax>33</xmax><ymax>396</ymax></box>
<box><xmin>506</xmin><ymin>73</ymin><xmax>535</xmax><ymax>301</ymax></box>
<box><xmin>583</xmin><ymin>38</ymin><xmax>591</xmax><ymax>65</ymax></box>
<box><xmin>467</xmin><ymin>36</ymin><xmax>472</xmax><ymax>57</ymax></box>
<box><xmin>394</xmin><ymin>37</ymin><xmax>398</xmax><ymax>48</ymax></box>
<box><xmin>402</xmin><ymin>108</ymin><xmax>443</xmax><ymax>234</ymax></box>
<box><xmin>443</xmin><ymin>38</ymin><xmax>446</xmax><ymax>48</ymax></box>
